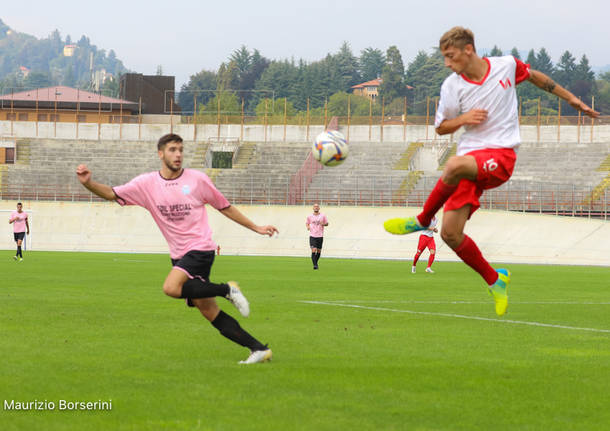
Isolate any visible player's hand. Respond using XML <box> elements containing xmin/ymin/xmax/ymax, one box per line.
<box><xmin>569</xmin><ymin>98</ymin><xmax>600</xmax><ymax>118</ymax></box>
<box><xmin>255</xmin><ymin>225</ymin><xmax>279</xmax><ymax>237</ymax></box>
<box><xmin>76</xmin><ymin>164</ymin><xmax>92</xmax><ymax>185</ymax></box>
<box><xmin>462</xmin><ymin>109</ymin><xmax>488</xmax><ymax>125</ymax></box>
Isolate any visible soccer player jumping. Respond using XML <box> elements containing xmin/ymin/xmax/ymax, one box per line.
<box><xmin>384</xmin><ymin>27</ymin><xmax>599</xmax><ymax>316</ymax></box>
<box><xmin>76</xmin><ymin>133</ymin><xmax>278</xmax><ymax>364</ymax></box>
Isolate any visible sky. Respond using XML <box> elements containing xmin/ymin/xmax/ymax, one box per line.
<box><xmin>3</xmin><ymin>0</ymin><xmax>610</xmax><ymax>88</ymax></box>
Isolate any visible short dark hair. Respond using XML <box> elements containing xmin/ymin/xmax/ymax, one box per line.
<box><xmin>17</xmin><ymin>202</ymin><xmax>22</xmax><ymax>206</ymax></box>
<box><xmin>157</xmin><ymin>133</ymin><xmax>183</xmax><ymax>150</ymax></box>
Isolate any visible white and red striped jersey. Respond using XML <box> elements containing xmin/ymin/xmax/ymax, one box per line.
<box><xmin>435</xmin><ymin>56</ymin><xmax>530</xmax><ymax>156</ymax></box>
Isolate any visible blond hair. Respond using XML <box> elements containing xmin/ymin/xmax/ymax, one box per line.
<box><xmin>439</xmin><ymin>27</ymin><xmax>476</xmax><ymax>51</ymax></box>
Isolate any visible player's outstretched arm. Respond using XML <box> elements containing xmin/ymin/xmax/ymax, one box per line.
<box><xmin>220</xmin><ymin>205</ymin><xmax>278</xmax><ymax>237</ymax></box>
<box><xmin>76</xmin><ymin>164</ymin><xmax>117</xmax><ymax>201</ymax></box>
<box><xmin>528</xmin><ymin>69</ymin><xmax>600</xmax><ymax>118</ymax></box>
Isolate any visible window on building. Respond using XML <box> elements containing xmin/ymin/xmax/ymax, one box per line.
<box><xmin>18</xmin><ymin>113</ymin><xmax>28</xmax><ymax>121</ymax></box>
<box><xmin>49</xmin><ymin>114</ymin><xmax>60</xmax><ymax>122</ymax></box>
<box><xmin>6</xmin><ymin>113</ymin><xmax>16</xmax><ymax>120</ymax></box>
<box><xmin>77</xmin><ymin>115</ymin><xmax>87</xmax><ymax>123</ymax></box>
<box><xmin>5</xmin><ymin>147</ymin><xmax>15</xmax><ymax>164</ymax></box>
<box><xmin>37</xmin><ymin>113</ymin><xmax>48</xmax><ymax>121</ymax></box>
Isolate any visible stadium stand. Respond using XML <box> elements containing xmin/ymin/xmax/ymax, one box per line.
<box><xmin>1</xmin><ymin>138</ymin><xmax>608</xmax><ymax>217</ymax></box>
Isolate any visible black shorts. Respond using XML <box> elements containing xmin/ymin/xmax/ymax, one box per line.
<box><xmin>14</xmin><ymin>232</ymin><xmax>25</xmax><ymax>242</ymax></box>
<box><xmin>171</xmin><ymin>250</ymin><xmax>215</xmax><ymax>307</ymax></box>
<box><xmin>309</xmin><ymin>236</ymin><xmax>323</xmax><ymax>249</ymax></box>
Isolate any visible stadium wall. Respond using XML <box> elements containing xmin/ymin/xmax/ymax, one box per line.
<box><xmin>2</xmin><ymin>200</ymin><xmax>609</xmax><ymax>266</ymax></box>
<box><xmin>1</xmin><ymin>120</ymin><xmax>609</xmax><ymax>143</ymax></box>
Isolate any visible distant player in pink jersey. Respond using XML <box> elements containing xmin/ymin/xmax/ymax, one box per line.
<box><xmin>76</xmin><ymin>133</ymin><xmax>279</xmax><ymax>364</ymax></box>
<box><xmin>9</xmin><ymin>202</ymin><xmax>29</xmax><ymax>261</ymax></box>
<box><xmin>385</xmin><ymin>27</ymin><xmax>599</xmax><ymax>316</ymax></box>
<box><xmin>412</xmin><ymin>216</ymin><xmax>438</xmax><ymax>274</ymax></box>
<box><xmin>306</xmin><ymin>203</ymin><xmax>328</xmax><ymax>270</ymax></box>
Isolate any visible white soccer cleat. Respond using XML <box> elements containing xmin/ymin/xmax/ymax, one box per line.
<box><xmin>239</xmin><ymin>348</ymin><xmax>273</xmax><ymax>365</ymax></box>
<box><xmin>425</xmin><ymin>267</ymin><xmax>434</xmax><ymax>273</ymax></box>
<box><xmin>411</xmin><ymin>266</ymin><xmax>416</xmax><ymax>274</ymax></box>
<box><xmin>13</xmin><ymin>256</ymin><xmax>18</xmax><ymax>261</ymax></box>
<box><xmin>226</xmin><ymin>281</ymin><xmax>250</xmax><ymax>317</ymax></box>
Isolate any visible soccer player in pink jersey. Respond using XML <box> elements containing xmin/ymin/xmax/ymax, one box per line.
<box><xmin>385</xmin><ymin>27</ymin><xmax>599</xmax><ymax>316</ymax></box>
<box><xmin>412</xmin><ymin>216</ymin><xmax>438</xmax><ymax>274</ymax></box>
<box><xmin>9</xmin><ymin>202</ymin><xmax>29</xmax><ymax>261</ymax></box>
<box><xmin>76</xmin><ymin>133</ymin><xmax>279</xmax><ymax>364</ymax></box>
<box><xmin>306</xmin><ymin>203</ymin><xmax>328</xmax><ymax>270</ymax></box>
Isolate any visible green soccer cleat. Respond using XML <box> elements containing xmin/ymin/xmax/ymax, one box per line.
<box><xmin>488</xmin><ymin>269</ymin><xmax>510</xmax><ymax>316</ymax></box>
<box><xmin>383</xmin><ymin>216</ymin><xmax>426</xmax><ymax>235</ymax></box>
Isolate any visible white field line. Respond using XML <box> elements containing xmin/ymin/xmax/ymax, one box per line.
<box><xmin>327</xmin><ymin>300</ymin><xmax>610</xmax><ymax>305</ymax></box>
<box><xmin>300</xmin><ymin>300</ymin><xmax>610</xmax><ymax>334</ymax></box>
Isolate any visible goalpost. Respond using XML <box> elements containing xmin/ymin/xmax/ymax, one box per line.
<box><xmin>1</xmin><ymin>209</ymin><xmax>33</xmax><ymax>251</ymax></box>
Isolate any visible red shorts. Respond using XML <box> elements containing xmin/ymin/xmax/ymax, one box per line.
<box><xmin>417</xmin><ymin>235</ymin><xmax>436</xmax><ymax>252</ymax></box>
<box><xmin>444</xmin><ymin>148</ymin><xmax>516</xmax><ymax>218</ymax></box>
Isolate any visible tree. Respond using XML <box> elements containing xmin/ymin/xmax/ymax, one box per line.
<box><xmin>489</xmin><ymin>45</ymin><xmax>503</xmax><ymax>56</ymax></box>
<box><xmin>510</xmin><ymin>47</ymin><xmax>521</xmax><ymax>60</ymax></box>
<box><xmin>404</xmin><ymin>50</ymin><xmax>449</xmax><ymax>114</ymax></box>
<box><xmin>327</xmin><ymin>91</ymin><xmax>380</xmax><ymax>116</ymax></box>
<box><xmin>203</xmin><ymin>91</ymin><xmax>240</xmax><ymax>115</ymax></box>
<box><xmin>254</xmin><ymin>97</ymin><xmax>296</xmax><ymax>119</ymax></box>
<box><xmin>405</xmin><ymin>51</ymin><xmax>428</xmax><ymax>85</ymax></box>
<box><xmin>379</xmin><ymin>45</ymin><xmax>406</xmax><ymax>102</ymax></box>
<box><xmin>178</xmin><ymin>69</ymin><xmax>218</xmax><ymax>113</ymax></box>
<box><xmin>536</xmin><ymin>48</ymin><xmax>555</xmax><ymax>76</ymax></box>
<box><xmin>571</xmin><ymin>55</ymin><xmax>595</xmax><ymax>98</ymax></box>
<box><xmin>359</xmin><ymin>47</ymin><xmax>385</xmax><ymax>81</ymax></box>
<box><xmin>595</xmin><ymin>71</ymin><xmax>610</xmax><ymax>113</ymax></box>
<box><xmin>555</xmin><ymin>50</ymin><xmax>576</xmax><ymax>89</ymax></box>
<box><xmin>23</xmin><ymin>71</ymin><xmax>52</xmax><ymax>89</ymax></box>
<box><xmin>333</xmin><ymin>42</ymin><xmax>361</xmax><ymax>89</ymax></box>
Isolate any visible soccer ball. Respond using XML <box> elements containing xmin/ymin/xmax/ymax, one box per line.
<box><xmin>312</xmin><ymin>130</ymin><xmax>349</xmax><ymax>167</ymax></box>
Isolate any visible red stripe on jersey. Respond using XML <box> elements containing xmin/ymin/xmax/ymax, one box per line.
<box><xmin>514</xmin><ymin>57</ymin><xmax>530</xmax><ymax>84</ymax></box>
<box><xmin>460</xmin><ymin>58</ymin><xmax>491</xmax><ymax>86</ymax></box>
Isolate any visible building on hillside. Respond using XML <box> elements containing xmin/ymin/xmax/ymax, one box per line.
<box><xmin>119</xmin><ymin>73</ymin><xmax>180</xmax><ymax>115</ymax></box>
<box><xmin>0</xmin><ymin>86</ymin><xmax>138</xmax><ymax>123</ymax></box>
<box><xmin>63</xmin><ymin>44</ymin><xmax>76</xmax><ymax>57</ymax></box>
<box><xmin>351</xmin><ymin>78</ymin><xmax>382</xmax><ymax>102</ymax></box>
<box><xmin>351</xmin><ymin>78</ymin><xmax>415</xmax><ymax>103</ymax></box>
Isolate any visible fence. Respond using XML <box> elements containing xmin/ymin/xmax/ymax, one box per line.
<box><xmin>1</xmin><ymin>177</ymin><xmax>607</xmax><ymax>219</ymax></box>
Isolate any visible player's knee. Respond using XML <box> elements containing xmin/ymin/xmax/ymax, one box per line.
<box><xmin>430</xmin><ymin>249</ymin><xmax>436</xmax><ymax>255</ymax></box>
<box><xmin>441</xmin><ymin>229</ymin><xmax>461</xmax><ymax>249</ymax></box>
<box><xmin>442</xmin><ymin>156</ymin><xmax>469</xmax><ymax>184</ymax></box>
<box><xmin>162</xmin><ymin>280</ymin><xmax>181</xmax><ymax>298</ymax></box>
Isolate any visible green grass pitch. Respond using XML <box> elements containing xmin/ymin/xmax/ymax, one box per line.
<box><xmin>1</xmin><ymin>252</ymin><xmax>609</xmax><ymax>431</ymax></box>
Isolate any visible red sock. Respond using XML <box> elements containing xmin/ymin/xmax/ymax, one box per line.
<box><xmin>413</xmin><ymin>252</ymin><xmax>421</xmax><ymax>265</ymax></box>
<box><xmin>417</xmin><ymin>178</ymin><xmax>458</xmax><ymax>227</ymax></box>
<box><xmin>427</xmin><ymin>252</ymin><xmax>435</xmax><ymax>268</ymax></box>
<box><xmin>453</xmin><ymin>235</ymin><xmax>498</xmax><ymax>285</ymax></box>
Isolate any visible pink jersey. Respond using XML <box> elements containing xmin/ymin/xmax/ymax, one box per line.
<box><xmin>435</xmin><ymin>56</ymin><xmax>530</xmax><ymax>156</ymax></box>
<box><xmin>10</xmin><ymin>211</ymin><xmax>28</xmax><ymax>233</ymax></box>
<box><xmin>307</xmin><ymin>213</ymin><xmax>328</xmax><ymax>238</ymax></box>
<box><xmin>113</xmin><ymin>169</ymin><xmax>230</xmax><ymax>259</ymax></box>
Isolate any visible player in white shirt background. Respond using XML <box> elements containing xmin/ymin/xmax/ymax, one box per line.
<box><xmin>385</xmin><ymin>26</ymin><xmax>599</xmax><ymax>316</ymax></box>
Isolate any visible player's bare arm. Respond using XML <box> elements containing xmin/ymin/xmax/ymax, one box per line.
<box><xmin>220</xmin><ymin>205</ymin><xmax>278</xmax><ymax>237</ymax></box>
<box><xmin>528</xmin><ymin>69</ymin><xmax>600</xmax><ymax>118</ymax></box>
<box><xmin>436</xmin><ymin>109</ymin><xmax>488</xmax><ymax>135</ymax></box>
<box><xmin>76</xmin><ymin>164</ymin><xmax>117</xmax><ymax>201</ymax></box>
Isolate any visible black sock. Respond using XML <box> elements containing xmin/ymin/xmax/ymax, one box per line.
<box><xmin>180</xmin><ymin>279</ymin><xmax>230</xmax><ymax>299</ymax></box>
<box><xmin>311</xmin><ymin>252</ymin><xmax>316</xmax><ymax>265</ymax></box>
<box><xmin>314</xmin><ymin>252</ymin><xmax>321</xmax><ymax>264</ymax></box>
<box><xmin>17</xmin><ymin>246</ymin><xmax>22</xmax><ymax>258</ymax></box>
<box><xmin>211</xmin><ymin>310</ymin><xmax>266</xmax><ymax>351</ymax></box>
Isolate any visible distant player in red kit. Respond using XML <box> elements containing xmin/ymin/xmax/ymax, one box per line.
<box><xmin>412</xmin><ymin>216</ymin><xmax>438</xmax><ymax>274</ymax></box>
<box><xmin>385</xmin><ymin>27</ymin><xmax>599</xmax><ymax>316</ymax></box>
